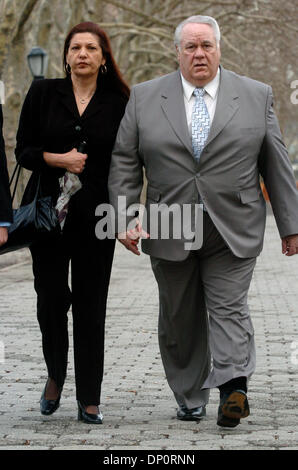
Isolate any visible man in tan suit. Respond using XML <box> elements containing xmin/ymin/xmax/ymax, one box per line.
<box><xmin>108</xmin><ymin>15</ymin><xmax>298</xmax><ymax>427</ymax></box>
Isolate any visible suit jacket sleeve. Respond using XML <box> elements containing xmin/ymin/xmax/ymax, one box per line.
<box><xmin>15</xmin><ymin>80</ymin><xmax>49</xmax><ymax>172</ymax></box>
<box><xmin>258</xmin><ymin>87</ymin><xmax>298</xmax><ymax>238</ymax></box>
<box><xmin>108</xmin><ymin>86</ymin><xmax>144</xmax><ymax>229</ymax></box>
<box><xmin>0</xmin><ymin>104</ymin><xmax>13</xmax><ymax>223</ymax></box>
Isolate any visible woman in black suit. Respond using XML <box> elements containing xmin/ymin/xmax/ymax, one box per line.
<box><xmin>15</xmin><ymin>22</ymin><xmax>129</xmax><ymax>423</ymax></box>
<box><xmin>0</xmin><ymin>104</ymin><xmax>13</xmax><ymax>245</ymax></box>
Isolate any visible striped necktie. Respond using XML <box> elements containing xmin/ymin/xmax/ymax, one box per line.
<box><xmin>191</xmin><ymin>88</ymin><xmax>210</xmax><ymax>161</ymax></box>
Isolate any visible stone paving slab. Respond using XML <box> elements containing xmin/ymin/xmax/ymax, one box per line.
<box><xmin>0</xmin><ymin>214</ymin><xmax>298</xmax><ymax>451</ymax></box>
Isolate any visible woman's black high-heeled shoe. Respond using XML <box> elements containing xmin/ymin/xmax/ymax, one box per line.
<box><xmin>77</xmin><ymin>400</ymin><xmax>103</xmax><ymax>424</ymax></box>
<box><xmin>40</xmin><ymin>379</ymin><xmax>62</xmax><ymax>416</ymax></box>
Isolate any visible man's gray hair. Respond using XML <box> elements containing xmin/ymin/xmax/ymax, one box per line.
<box><xmin>174</xmin><ymin>15</ymin><xmax>221</xmax><ymax>49</ymax></box>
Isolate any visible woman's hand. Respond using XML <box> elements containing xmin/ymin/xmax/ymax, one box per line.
<box><xmin>63</xmin><ymin>148</ymin><xmax>88</xmax><ymax>174</ymax></box>
<box><xmin>0</xmin><ymin>227</ymin><xmax>8</xmax><ymax>247</ymax></box>
<box><xmin>43</xmin><ymin>148</ymin><xmax>87</xmax><ymax>174</ymax></box>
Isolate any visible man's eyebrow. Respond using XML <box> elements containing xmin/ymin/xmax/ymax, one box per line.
<box><xmin>184</xmin><ymin>39</ymin><xmax>214</xmax><ymax>45</ymax></box>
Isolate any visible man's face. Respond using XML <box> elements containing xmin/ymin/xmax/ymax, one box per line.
<box><xmin>177</xmin><ymin>23</ymin><xmax>221</xmax><ymax>87</ymax></box>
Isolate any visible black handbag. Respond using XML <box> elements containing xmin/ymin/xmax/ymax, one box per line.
<box><xmin>0</xmin><ymin>163</ymin><xmax>59</xmax><ymax>255</ymax></box>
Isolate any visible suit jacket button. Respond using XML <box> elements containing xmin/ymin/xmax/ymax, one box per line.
<box><xmin>75</xmin><ymin>125</ymin><xmax>82</xmax><ymax>132</ymax></box>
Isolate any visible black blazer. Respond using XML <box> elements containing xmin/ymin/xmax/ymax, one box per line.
<box><xmin>15</xmin><ymin>77</ymin><xmax>127</xmax><ymax>223</ymax></box>
<box><xmin>0</xmin><ymin>104</ymin><xmax>13</xmax><ymax>223</ymax></box>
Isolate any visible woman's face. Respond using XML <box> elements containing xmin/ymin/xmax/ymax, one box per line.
<box><xmin>66</xmin><ymin>32</ymin><xmax>106</xmax><ymax>79</ymax></box>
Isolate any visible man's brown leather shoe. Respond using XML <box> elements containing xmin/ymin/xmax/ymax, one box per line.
<box><xmin>217</xmin><ymin>389</ymin><xmax>250</xmax><ymax>427</ymax></box>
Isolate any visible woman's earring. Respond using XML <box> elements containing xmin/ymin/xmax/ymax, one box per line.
<box><xmin>100</xmin><ymin>64</ymin><xmax>107</xmax><ymax>75</ymax></box>
<box><xmin>66</xmin><ymin>63</ymin><xmax>71</xmax><ymax>74</ymax></box>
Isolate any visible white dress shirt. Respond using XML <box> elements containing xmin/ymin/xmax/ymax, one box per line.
<box><xmin>181</xmin><ymin>68</ymin><xmax>220</xmax><ymax>134</ymax></box>
<box><xmin>180</xmin><ymin>68</ymin><xmax>220</xmax><ymax>209</ymax></box>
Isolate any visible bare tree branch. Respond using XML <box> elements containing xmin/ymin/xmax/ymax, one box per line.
<box><xmin>12</xmin><ymin>0</ymin><xmax>40</xmax><ymax>44</ymax></box>
<box><xmin>128</xmin><ymin>62</ymin><xmax>174</xmax><ymax>75</ymax></box>
<box><xmin>100</xmin><ymin>0</ymin><xmax>173</xmax><ymax>28</ymax></box>
<box><xmin>129</xmin><ymin>48</ymin><xmax>176</xmax><ymax>60</ymax></box>
<box><xmin>221</xmin><ymin>34</ymin><xmax>244</xmax><ymax>56</ymax></box>
<box><xmin>100</xmin><ymin>22</ymin><xmax>173</xmax><ymax>41</ymax></box>
<box><xmin>152</xmin><ymin>0</ymin><xmax>182</xmax><ymax>17</ymax></box>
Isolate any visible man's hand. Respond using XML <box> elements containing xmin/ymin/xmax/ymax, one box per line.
<box><xmin>0</xmin><ymin>227</ymin><xmax>8</xmax><ymax>247</ymax></box>
<box><xmin>282</xmin><ymin>234</ymin><xmax>298</xmax><ymax>256</ymax></box>
<box><xmin>117</xmin><ymin>221</ymin><xmax>149</xmax><ymax>256</ymax></box>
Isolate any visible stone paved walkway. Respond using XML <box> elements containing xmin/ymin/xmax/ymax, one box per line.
<box><xmin>0</xmin><ymin>214</ymin><xmax>298</xmax><ymax>451</ymax></box>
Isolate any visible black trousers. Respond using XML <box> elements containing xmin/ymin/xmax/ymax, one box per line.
<box><xmin>30</xmin><ymin>213</ymin><xmax>115</xmax><ymax>405</ymax></box>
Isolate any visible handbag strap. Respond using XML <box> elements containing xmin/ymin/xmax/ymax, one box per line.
<box><xmin>9</xmin><ymin>162</ymin><xmax>41</xmax><ymax>203</ymax></box>
<box><xmin>9</xmin><ymin>163</ymin><xmax>22</xmax><ymax>202</ymax></box>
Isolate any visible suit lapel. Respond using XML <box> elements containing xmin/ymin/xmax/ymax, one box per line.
<box><xmin>82</xmin><ymin>88</ymin><xmax>111</xmax><ymax>120</ymax></box>
<box><xmin>160</xmin><ymin>71</ymin><xmax>193</xmax><ymax>156</ymax></box>
<box><xmin>55</xmin><ymin>78</ymin><xmax>79</xmax><ymax>118</ymax></box>
<box><xmin>205</xmin><ymin>66</ymin><xmax>239</xmax><ymax>148</ymax></box>
<box><xmin>160</xmin><ymin>68</ymin><xmax>240</xmax><ymax>159</ymax></box>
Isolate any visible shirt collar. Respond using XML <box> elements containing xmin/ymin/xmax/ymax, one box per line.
<box><xmin>180</xmin><ymin>67</ymin><xmax>220</xmax><ymax>102</ymax></box>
